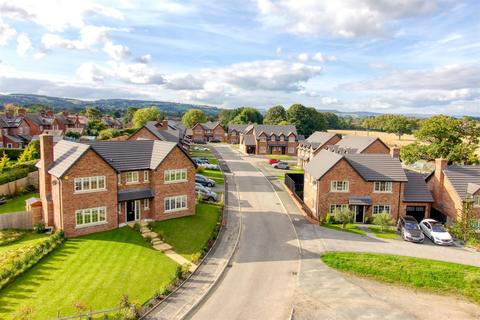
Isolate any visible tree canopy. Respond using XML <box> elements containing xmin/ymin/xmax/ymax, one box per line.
<box><xmin>263</xmin><ymin>105</ymin><xmax>287</xmax><ymax>125</ymax></box>
<box><xmin>85</xmin><ymin>106</ymin><xmax>102</xmax><ymax>120</ymax></box>
<box><xmin>286</xmin><ymin>104</ymin><xmax>326</xmax><ymax>136</ymax></box>
<box><xmin>230</xmin><ymin>107</ymin><xmax>263</xmax><ymax>124</ymax></box>
<box><xmin>182</xmin><ymin>109</ymin><xmax>207</xmax><ymax>128</ymax></box>
<box><xmin>123</xmin><ymin>107</ymin><xmax>138</xmax><ymax>126</ymax></box>
<box><xmin>361</xmin><ymin>114</ymin><xmax>415</xmax><ymax>139</ymax></box>
<box><xmin>132</xmin><ymin>107</ymin><xmax>164</xmax><ymax>128</ymax></box>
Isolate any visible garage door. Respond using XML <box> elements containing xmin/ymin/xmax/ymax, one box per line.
<box><xmin>406</xmin><ymin>206</ymin><xmax>425</xmax><ymax>222</ymax></box>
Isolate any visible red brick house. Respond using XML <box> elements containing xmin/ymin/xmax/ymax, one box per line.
<box><xmin>426</xmin><ymin>159</ymin><xmax>480</xmax><ymax>226</ymax></box>
<box><xmin>326</xmin><ymin>135</ymin><xmax>390</xmax><ymax>155</ymax></box>
<box><xmin>0</xmin><ymin>109</ymin><xmax>31</xmax><ymax>148</ymax></box>
<box><xmin>128</xmin><ymin>120</ymin><xmax>190</xmax><ymax>150</ymax></box>
<box><xmin>303</xmin><ymin>149</ymin><xmax>433</xmax><ymax>222</ymax></box>
<box><xmin>23</xmin><ymin>111</ymin><xmax>87</xmax><ymax>135</ymax></box>
<box><xmin>227</xmin><ymin>124</ymin><xmax>249</xmax><ymax>144</ymax></box>
<box><xmin>239</xmin><ymin>124</ymin><xmax>299</xmax><ymax>155</ymax></box>
<box><xmin>36</xmin><ymin>134</ymin><xmax>196</xmax><ymax>237</ymax></box>
<box><xmin>297</xmin><ymin>131</ymin><xmax>341</xmax><ymax>168</ymax></box>
<box><xmin>191</xmin><ymin>122</ymin><xmax>225</xmax><ymax>143</ymax></box>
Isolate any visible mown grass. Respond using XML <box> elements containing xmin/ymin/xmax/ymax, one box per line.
<box><xmin>263</xmin><ymin>154</ymin><xmax>297</xmax><ymax>161</ymax></box>
<box><xmin>368</xmin><ymin>225</ymin><xmax>399</xmax><ymax>239</ymax></box>
<box><xmin>201</xmin><ymin>169</ymin><xmax>224</xmax><ymax>185</ymax></box>
<box><xmin>321</xmin><ymin>252</ymin><xmax>480</xmax><ymax>303</ymax></box>
<box><xmin>322</xmin><ymin>223</ymin><xmax>367</xmax><ymax>236</ymax></box>
<box><xmin>151</xmin><ymin>202</ymin><xmax>222</xmax><ymax>261</ymax></box>
<box><xmin>0</xmin><ymin>192</ymin><xmax>39</xmax><ymax>215</ymax></box>
<box><xmin>0</xmin><ymin>227</ymin><xmax>178</xmax><ymax>320</ymax></box>
<box><xmin>0</xmin><ymin>231</ymin><xmax>48</xmax><ymax>254</ymax></box>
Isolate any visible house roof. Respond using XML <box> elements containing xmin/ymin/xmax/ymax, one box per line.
<box><xmin>443</xmin><ymin>165</ymin><xmax>480</xmax><ymax>200</ymax></box>
<box><xmin>228</xmin><ymin>124</ymin><xmax>249</xmax><ymax>134</ymax></box>
<box><xmin>250</xmin><ymin>124</ymin><xmax>297</xmax><ymax>139</ymax></box>
<box><xmin>333</xmin><ymin>135</ymin><xmax>383</xmax><ymax>154</ymax></box>
<box><xmin>305</xmin><ymin>149</ymin><xmax>407</xmax><ymax>182</ymax></box>
<box><xmin>143</xmin><ymin>121</ymin><xmax>181</xmax><ymax>143</ymax></box>
<box><xmin>44</xmin><ymin>140</ymin><xmax>91</xmax><ymax>177</ymax></box>
<box><xmin>349</xmin><ymin>196</ymin><xmax>372</xmax><ymax>205</ymax></box>
<box><xmin>0</xmin><ymin>115</ymin><xmax>23</xmax><ymax>128</ymax></box>
<box><xmin>299</xmin><ymin>131</ymin><xmax>338</xmax><ymax>149</ymax></box>
<box><xmin>403</xmin><ymin>170</ymin><xmax>434</xmax><ymax>202</ymax></box>
<box><xmin>200</xmin><ymin>121</ymin><xmax>221</xmax><ymax>130</ymax></box>
<box><xmin>118</xmin><ymin>188</ymin><xmax>154</xmax><ymax>202</ymax></box>
<box><xmin>243</xmin><ymin>134</ymin><xmax>256</xmax><ymax>146</ymax></box>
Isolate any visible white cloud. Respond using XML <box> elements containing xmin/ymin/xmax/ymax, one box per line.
<box><xmin>163</xmin><ymin>74</ymin><xmax>205</xmax><ymax>90</ymax></box>
<box><xmin>321</xmin><ymin>97</ymin><xmax>339</xmax><ymax>105</ymax></box>
<box><xmin>103</xmin><ymin>41</ymin><xmax>130</xmax><ymax>61</ymax></box>
<box><xmin>0</xmin><ymin>19</ymin><xmax>16</xmax><ymax>46</ymax></box>
<box><xmin>255</xmin><ymin>0</ymin><xmax>437</xmax><ymax>37</ymax></box>
<box><xmin>16</xmin><ymin>33</ymin><xmax>31</xmax><ymax>56</ymax></box>
<box><xmin>76</xmin><ymin>61</ymin><xmax>164</xmax><ymax>85</ymax></box>
<box><xmin>312</xmin><ymin>52</ymin><xmax>337</xmax><ymax>63</ymax></box>
<box><xmin>297</xmin><ymin>53</ymin><xmax>309</xmax><ymax>62</ymax></box>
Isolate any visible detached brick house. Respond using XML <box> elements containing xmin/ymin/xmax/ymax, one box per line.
<box><xmin>239</xmin><ymin>124</ymin><xmax>299</xmax><ymax>155</ymax></box>
<box><xmin>227</xmin><ymin>124</ymin><xmax>249</xmax><ymax>144</ymax></box>
<box><xmin>191</xmin><ymin>122</ymin><xmax>225</xmax><ymax>143</ymax></box>
<box><xmin>128</xmin><ymin>120</ymin><xmax>190</xmax><ymax>150</ymax></box>
<box><xmin>297</xmin><ymin>131</ymin><xmax>341</xmax><ymax>168</ymax></box>
<box><xmin>303</xmin><ymin>149</ymin><xmax>433</xmax><ymax>222</ymax></box>
<box><xmin>426</xmin><ymin>159</ymin><xmax>480</xmax><ymax>226</ymax></box>
<box><xmin>36</xmin><ymin>134</ymin><xmax>196</xmax><ymax>237</ymax></box>
<box><xmin>326</xmin><ymin>135</ymin><xmax>390</xmax><ymax>155</ymax></box>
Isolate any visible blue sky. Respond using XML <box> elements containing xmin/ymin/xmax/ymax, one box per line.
<box><xmin>0</xmin><ymin>0</ymin><xmax>479</xmax><ymax>115</ymax></box>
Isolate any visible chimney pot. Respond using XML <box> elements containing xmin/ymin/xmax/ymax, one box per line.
<box><xmin>390</xmin><ymin>146</ymin><xmax>400</xmax><ymax>159</ymax></box>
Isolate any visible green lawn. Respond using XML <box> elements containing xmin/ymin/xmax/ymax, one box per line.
<box><xmin>321</xmin><ymin>252</ymin><xmax>480</xmax><ymax>303</ymax></box>
<box><xmin>263</xmin><ymin>154</ymin><xmax>296</xmax><ymax>161</ymax></box>
<box><xmin>262</xmin><ymin>162</ymin><xmax>304</xmax><ymax>181</ymax></box>
<box><xmin>201</xmin><ymin>169</ymin><xmax>225</xmax><ymax>185</ymax></box>
<box><xmin>0</xmin><ymin>227</ymin><xmax>178</xmax><ymax>320</ymax></box>
<box><xmin>368</xmin><ymin>225</ymin><xmax>399</xmax><ymax>239</ymax></box>
<box><xmin>151</xmin><ymin>202</ymin><xmax>221</xmax><ymax>261</ymax></box>
<box><xmin>0</xmin><ymin>192</ymin><xmax>39</xmax><ymax>214</ymax></box>
<box><xmin>322</xmin><ymin>223</ymin><xmax>367</xmax><ymax>236</ymax></box>
<box><xmin>190</xmin><ymin>150</ymin><xmax>214</xmax><ymax>156</ymax></box>
<box><xmin>0</xmin><ymin>231</ymin><xmax>49</xmax><ymax>254</ymax></box>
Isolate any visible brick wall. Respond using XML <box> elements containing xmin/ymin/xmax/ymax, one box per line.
<box><xmin>128</xmin><ymin>127</ymin><xmax>160</xmax><ymax>141</ymax></box>
<box><xmin>192</xmin><ymin>124</ymin><xmax>205</xmax><ymax>142</ymax></box>
<box><xmin>362</xmin><ymin>140</ymin><xmax>390</xmax><ymax>154</ymax></box>
<box><xmin>213</xmin><ymin>125</ymin><xmax>225</xmax><ymax>142</ymax></box>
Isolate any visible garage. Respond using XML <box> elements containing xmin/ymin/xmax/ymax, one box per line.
<box><xmin>406</xmin><ymin>206</ymin><xmax>425</xmax><ymax>222</ymax></box>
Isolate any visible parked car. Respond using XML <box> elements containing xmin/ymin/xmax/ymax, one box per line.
<box><xmin>195</xmin><ymin>184</ymin><xmax>218</xmax><ymax>202</ymax></box>
<box><xmin>193</xmin><ymin>157</ymin><xmax>210</xmax><ymax>165</ymax></box>
<box><xmin>419</xmin><ymin>219</ymin><xmax>454</xmax><ymax>245</ymax></box>
<box><xmin>397</xmin><ymin>216</ymin><xmax>424</xmax><ymax>243</ymax></box>
<box><xmin>272</xmin><ymin>161</ymin><xmax>289</xmax><ymax>169</ymax></box>
<box><xmin>196</xmin><ymin>183</ymin><xmax>211</xmax><ymax>191</ymax></box>
<box><xmin>203</xmin><ymin>163</ymin><xmax>219</xmax><ymax>170</ymax></box>
<box><xmin>268</xmin><ymin>159</ymin><xmax>280</xmax><ymax>165</ymax></box>
<box><xmin>193</xmin><ymin>146</ymin><xmax>210</xmax><ymax>151</ymax></box>
<box><xmin>195</xmin><ymin>174</ymin><xmax>215</xmax><ymax>187</ymax></box>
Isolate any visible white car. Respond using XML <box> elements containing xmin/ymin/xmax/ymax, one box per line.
<box><xmin>193</xmin><ymin>146</ymin><xmax>210</xmax><ymax>151</ymax></box>
<box><xmin>419</xmin><ymin>219</ymin><xmax>454</xmax><ymax>245</ymax></box>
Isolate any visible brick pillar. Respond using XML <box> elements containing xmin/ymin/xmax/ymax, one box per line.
<box><xmin>434</xmin><ymin>158</ymin><xmax>448</xmax><ymax>204</ymax></box>
<box><xmin>390</xmin><ymin>146</ymin><xmax>400</xmax><ymax>159</ymax></box>
<box><xmin>39</xmin><ymin>134</ymin><xmax>54</xmax><ymax>226</ymax></box>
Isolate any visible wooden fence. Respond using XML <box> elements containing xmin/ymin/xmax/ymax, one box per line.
<box><xmin>0</xmin><ymin>211</ymin><xmax>32</xmax><ymax>229</ymax></box>
<box><xmin>0</xmin><ymin>171</ymin><xmax>38</xmax><ymax>196</ymax></box>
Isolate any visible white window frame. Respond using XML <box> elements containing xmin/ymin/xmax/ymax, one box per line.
<box><xmin>288</xmin><ymin>135</ymin><xmax>295</xmax><ymax>142</ymax></box>
<box><xmin>164</xmin><ymin>195</ymin><xmax>188</xmax><ymax>213</ymax></box>
<box><xmin>144</xmin><ymin>198</ymin><xmax>150</xmax><ymax>210</ymax></box>
<box><xmin>374</xmin><ymin>181</ymin><xmax>393</xmax><ymax>193</ymax></box>
<box><xmin>164</xmin><ymin>168</ymin><xmax>188</xmax><ymax>184</ymax></box>
<box><xmin>330</xmin><ymin>181</ymin><xmax>349</xmax><ymax>192</ymax></box>
<box><xmin>6</xmin><ymin>143</ymin><xmax>12</xmax><ymax>148</ymax></box>
<box><xmin>279</xmin><ymin>135</ymin><xmax>285</xmax><ymax>141</ymax></box>
<box><xmin>74</xmin><ymin>176</ymin><xmax>106</xmax><ymax>193</ymax></box>
<box><xmin>329</xmin><ymin>204</ymin><xmax>349</xmax><ymax>214</ymax></box>
<box><xmin>75</xmin><ymin>206</ymin><xmax>107</xmax><ymax>228</ymax></box>
<box><xmin>473</xmin><ymin>195</ymin><xmax>480</xmax><ymax>208</ymax></box>
<box><xmin>270</xmin><ymin>135</ymin><xmax>276</xmax><ymax>141</ymax></box>
<box><xmin>144</xmin><ymin>170</ymin><xmax>149</xmax><ymax>182</ymax></box>
<box><xmin>126</xmin><ymin>171</ymin><xmax>139</xmax><ymax>184</ymax></box>
<box><xmin>373</xmin><ymin>205</ymin><xmax>391</xmax><ymax>215</ymax></box>
<box><xmin>260</xmin><ymin>135</ymin><xmax>267</xmax><ymax>142</ymax></box>
<box><xmin>288</xmin><ymin>147</ymin><xmax>295</xmax><ymax>154</ymax></box>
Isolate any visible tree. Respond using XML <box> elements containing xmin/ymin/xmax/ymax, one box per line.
<box><xmin>333</xmin><ymin>207</ymin><xmax>353</xmax><ymax>229</ymax></box>
<box><xmin>230</xmin><ymin>107</ymin><xmax>263</xmax><ymax>124</ymax></box>
<box><xmin>286</xmin><ymin>104</ymin><xmax>325</xmax><ymax>136</ymax></box>
<box><xmin>17</xmin><ymin>141</ymin><xmax>40</xmax><ymax>162</ymax></box>
<box><xmin>218</xmin><ymin>109</ymin><xmax>237</xmax><ymax>127</ymax></box>
<box><xmin>65</xmin><ymin>131</ymin><xmax>81</xmax><ymax>139</ymax></box>
<box><xmin>85</xmin><ymin>106</ymin><xmax>102</xmax><ymax>120</ymax></box>
<box><xmin>85</xmin><ymin>119</ymin><xmax>106</xmax><ymax>136</ymax></box>
<box><xmin>323</xmin><ymin>112</ymin><xmax>343</xmax><ymax>129</ymax></box>
<box><xmin>182</xmin><ymin>109</ymin><xmax>207</xmax><ymax>128</ymax></box>
<box><xmin>373</xmin><ymin>212</ymin><xmax>394</xmax><ymax>231</ymax></box>
<box><xmin>383</xmin><ymin>115</ymin><xmax>413</xmax><ymax>140</ymax></box>
<box><xmin>98</xmin><ymin>128</ymin><xmax>121</xmax><ymax>140</ymax></box>
<box><xmin>132</xmin><ymin>107</ymin><xmax>164</xmax><ymax>128</ymax></box>
<box><xmin>0</xmin><ymin>152</ymin><xmax>9</xmax><ymax>173</ymax></box>
<box><xmin>123</xmin><ymin>107</ymin><xmax>138</xmax><ymax>126</ymax></box>
<box><xmin>263</xmin><ymin>105</ymin><xmax>287</xmax><ymax>125</ymax></box>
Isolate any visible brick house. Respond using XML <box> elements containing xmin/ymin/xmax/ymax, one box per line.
<box><xmin>23</xmin><ymin>111</ymin><xmax>87</xmax><ymax>135</ymax></box>
<box><xmin>101</xmin><ymin>115</ymin><xmax>123</xmax><ymax>129</ymax></box>
<box><xmin>426</xmin><ymin>159</ymin><xmax>480</xmax><ymax>226</ymax></box>
<box><xmin>191</xmin><ymin>122</ymin><xmax>225</xmax><ymax>143</ymax></box>
<box><xmin>0</xmin><ymin>109</ymin><xmax>31</xmax><ymax>148</ymax></box>
<box><xmin>303</xmin><ymin>149</ymin><xmax>433</xmax><ymax>222</ymax></box>
<box><xmin>326</xmin><ymin>135</ymin><xmax>390</xmax><ymax>155</ymax></box>
<box><xmin>297</xmin><ymin>131</ymin><xmax>341</xmax><ymax>168</ymax></box>
<box><xmin>128</xmin><ymin>120</ymin><xmax>190</xmax><ymax>150</ymax></box>
<box><xmin>227</xmin><ymin>124</ymin><xmax>249</xmax><ymax>144</ymax></box>
<box><xmin>36</xmin><ymin>134</ymin><xmax>196</xmax><ymax>237</ymax></box>
<box><xmin>239</xmin><ymin>124</ymin><xmax>299</xmax><ymax>155</ymax></box>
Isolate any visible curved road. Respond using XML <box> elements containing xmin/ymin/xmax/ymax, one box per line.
<box><xmin>189</xmin><ymin>145</ymin><xmax>300</xmax><ymax>320</ymax></box>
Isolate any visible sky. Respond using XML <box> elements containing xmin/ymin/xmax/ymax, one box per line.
<box><xmin>0</xmin><ymin>0</ymin><xmax>479</xmax><ymax>116</ymax></box>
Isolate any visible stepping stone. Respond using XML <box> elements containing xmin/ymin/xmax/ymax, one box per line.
<box><xmin>153</xmin><ymin>243</ymin><xmax>173</xmax><ymax>252</ymax></box>
<box><xmin>151</xmin><ymin>239</ymin><xmax>163</xmax><ymax>245</ymax></box>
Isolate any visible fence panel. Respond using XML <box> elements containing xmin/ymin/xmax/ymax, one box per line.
<box><xmin>0</xmin><ymin>211</ymin><xmax>32</xmax><ymax>229</ymax></box>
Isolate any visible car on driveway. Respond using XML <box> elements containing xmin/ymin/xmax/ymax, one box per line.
<box><xmin>272</xmin><ymin>161</ymin><xmax>289</xmax><ymax>169</ymax></box>
<box><xmin>268</xmin><ymin>159</ymin><xmax>280</xmax><ymax>165</ymax></box>
<box><xmin>193</xmin><ymin>146</ymin><xmax>210</xmax><ymax>151</ymax></box>
<box><xmin>195</xmin><ymin>184</ymin><xmax>218</xmax><ymax>202</ymax></box>
<box><xmin>397</xmin><ymin>216</ymin><xmax>424</xmax><ymax>243</ymax></box>
<box><xmin>195</xmin><ymin>174</ymin><xmax>215</xmax><ymax>187</ymax></box>
<box><xmin>419</xmin><ymin>219</ymin><xmax>454</xmax><ymax>245</ymax></box>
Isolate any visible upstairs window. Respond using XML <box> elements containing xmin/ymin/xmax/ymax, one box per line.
<box><xmin>288</xmin><ymin>135</ymin><xmax>296</xmax><ymax>142</ymax></box>
<box><xmin>126</xmin><ymin>171</ymin><xmax>139</xmax><ymax>184</ymax></box>
<box><xmin>165</xmin><ymin>169</ymin><xmax>188</xmax><ymax>183</ymax></box>
<box><xmin>260</xmin><ymin>135</ymin><xmax>266</xmax><ymax>142</ymax></box>
<box><xmin>144</xmin><ymin>170</ymin><xmax>149</xmax><ymax>182</ymax></box>
<box><xmin>270</xmin><ymin>135</ymin><xmax>276</xmax><ymax>141</ymax></box>
<box><xmin>74</xmin><ymin>176</ymin><xmax>106</xmax><ymax>193</ymax></box>
<box><xmin>330</xmin><ymin>181</ymin><xmax>349</xmax><ymax>192</ymax></box>
<box><xmin>473</xmin><ymin>195</ymin><xmax>480</xmax><ymax>208</ymax></box>
<box><xmin>374</xmin><ymin>181</ymin><xmax>392</xmax><ymax>193</ymax></box>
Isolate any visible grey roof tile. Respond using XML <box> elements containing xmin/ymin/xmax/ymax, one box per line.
<box><xmin>334</xmin><ymin>135</ymin><xmax>379</xmax><ymax>153</ymax></box>
<box><xmin>252</xmin><ymin>124</ymin><xmax>297</xmax><ymax>139</ymax></box>
<box><xmin>345</xmin><ymin>154</ymin><xmax>408</xmax><ymax>182</ymax></box>
<box><xmin>299</xmin><ymin>131</ymin><xmax>338</xmax><ymax>149</ymax></box>
<box><xmin>118</xmin><ymin>188</ymin><xmax>154</xmax><ymax>202</ymax></box>
<box><xmin>47</xmin><ymin>140</ymin><xmax>90</xmax><ymax>177</ymax></box>
<box><xmin>304</xmin><ymin>149</ymin><xmax>343</xmax><ymax>180</ymax></box>
<box><xmin>403</xmin><ymin>170</ymin><xmax>434</xmax><ymax>202</ymax></box>
<box><xmin>443</xmin><ymin>165</ymin><xmax>480</xmax><ymax>200</ymax></box>
<box><xmin>228</xmin><ymin>124</ymin><xmax>249</xmax><ymax>134</ymax></box>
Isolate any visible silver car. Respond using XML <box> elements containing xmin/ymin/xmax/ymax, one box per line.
<box><xmin>272</xmin><ymin>161</ymin><xmax>290</xmax><ymax>170</ymax></box>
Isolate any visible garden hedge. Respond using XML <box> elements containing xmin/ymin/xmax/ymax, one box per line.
<box><xmin>0</xmin><ymin>160</ymin><xmax>38</xmax><ymax>185</ymax></box>
<box><xmin>0</xmin><ymin>148</ymin><xmax>23</xmax><ymax>160</ymax></box>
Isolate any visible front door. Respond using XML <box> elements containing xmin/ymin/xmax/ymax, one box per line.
<box><xmin>353</xmin><ymin>205</ymin><xmax>364</xmax><ymax>223</ymax></box>
<box><xmin>126</xmin><ymin>200</ymin><xmax>140</xmax><ymax>222</ymax></box>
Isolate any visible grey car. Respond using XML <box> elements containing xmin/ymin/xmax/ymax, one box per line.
<box><xmin>195</xmin><ymin>184</ymin><xmax>218</xmax><ymax>201</ymax></box>
<box><xmin>272</xmin><ymin>161</ymin><xmax>290</xmax><ymax>169</ymax></box>
<box><xmin>397</xmin><ymin>216</ymin><xmax>424</xmax><ymax>243</ymax></box>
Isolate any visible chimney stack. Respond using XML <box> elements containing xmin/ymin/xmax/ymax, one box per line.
<box><xmin>39</xmin><ymin>134</ymin><xmax>54</xmax><ymax>226</ymax></box>
<box><xmin>47</xmin><ymin>110</ymin><xmax>54</xmax><ymax>118</ymax></box>
<box><xmin>390</xmin><ymin>146</ymin><xmax>400</xmax><ymax>159</ymax></box>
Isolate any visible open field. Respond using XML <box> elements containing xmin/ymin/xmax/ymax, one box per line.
<box><xmin>0</xmin><ymin>227</ymin><xmax>178</xmax><ymax>320</ymax></box>
<box><xmin>328</xmin><ymin>129</ymin><xmax>417</xmax><ymax>147</ymax></box>
<box><xmin>0</xmin><ymin>192</ymin><xmax>39</xmax><ymax>215</ymax></box>
<box><xmin>321</xmin><ymin>252</ymin><xmax>480</xmax><ymax>304</ymax></box>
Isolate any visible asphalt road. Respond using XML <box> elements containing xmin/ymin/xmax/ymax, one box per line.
<box><xmin>189</xmin><ymin>145</ymin><xmax>300</xmax><ymax>320</ymax></box>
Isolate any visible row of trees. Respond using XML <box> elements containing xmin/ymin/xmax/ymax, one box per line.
<box><xmin>361</xmin><ymin>114</ymin><xmax>417</xmax><ymax>140</ymax></box>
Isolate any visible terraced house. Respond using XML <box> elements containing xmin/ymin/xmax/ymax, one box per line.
<box><xmin>36</xmin><ymin>134</ymin><xmax>196</xmax><ymax>237</ymax></box>
<box><xmin>303</xmin><ymin>149</ymin><xmax>433</xmax><ymax>223</ymax></box>
<box><xmin>239</xmin><ymin>124</ymin><xmax>299</xmax><ymax>155</ymax></box>
<box><xmin>191</xmin><ymin>121</ymin><xmax>225</xmax><ymax>143</ymax></box>
<box><xmin>227</xmin><ymin>124</ymin><xmax>249</xmax><ymax>144</ymax></box>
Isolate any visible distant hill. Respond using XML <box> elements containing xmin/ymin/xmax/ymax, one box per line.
<box><xmin>0</xmin><ymin>94</ymin><xmax>222</xmax><ymax>116</ymax></box>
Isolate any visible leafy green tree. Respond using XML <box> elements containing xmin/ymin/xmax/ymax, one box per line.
<box><xmin>182</xmin><ymin>109</ymin><xmax>207</xmax><ymax>128</ymax></box>
<box><xmin>17</xmin><ymin>141</ymin><xmax>40</xmax><ymax>162</ymax></box>
<box><xmin>323</xmin><ymin>112</ymin><xmax>342</xmax><ymax>129</ymax></box>
<box><xmin>85</xmin><ymin>106</ymin><xmax>102</xmax><ymax>120</ymax></box>
<box><xmin>286</xmin><ymin>104</ymin><xmax>325</xmax><ymax>136</ymax></box>
<box><xmin>123</xmin><ymin>107</ymin><xmax>138</xmax><ymax>126</ymax></box>
<box><xmin>132</xmin><ymin>107</ymin><xmax>164</xmax><ymax>128</ymax></box>
<box><xmin>383</xmin><ymin>115</ymin><xmax>413</xmax><ymax>140</ymax></box>
<box><xmin>0</xmin><ymin>152</ymin><xmax>9</xmax><ymax>173</ymax></box>
<box><xmin>263</xmin><ymin>105</ymin><xmax>287</xmax><ymax>125</ymax></box>
<box><xmin>218</xmin><ymin>109</ymin><xmax>237</xmax><ymax>127</ymax></box>
<box><xmin>373</xmin><ymin>212</ymin><xmax>394</xmax><ymax>231</ymax></box>
<box><xmin>333</xmin><ymin>207</ymin><xmax>353</xmax><ymax>229</ymax></box>
<box><xmin>65</xmin><ymin>131</ymin><xmax>81</xmax><ymax>139</ymax></box>
<box><xmin>278</xmin><ymin>120</ymin><xmax>290</xmax><ymax>125</ymax></box>
<box><xmin>231</xmin><ymin>107</ymin><xmax>263</xmax><ymax>124</ymax></box>
<box><xmin>85</xmin><ymin>119</ymin><xmax>107</xmax><ymax>136</ymax></box>
<box><xmin>98</xmin><ymin>128</ymin><xmax>122</xmax><ymax>140</ymax></box>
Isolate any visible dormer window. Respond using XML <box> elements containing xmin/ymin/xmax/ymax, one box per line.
<box><xmin>474</xmin><ymin>195</ymin><xmax>480</xmax><ymax>208</ymax></box>
<box><xmin>288</xmin><ymin>135</ymin><xmax>295</xmax><ymax>142</ymax></box>
<box><xmin>270</xmin><ymin>135</ymin><xmax>276</xmax><ymax>141</ymax></box>
<box><xmin>260</xmin><ymin>135</ymin><xmax>266</xmax><ymax>142</ymax></box>
<box><xmin>279</xmin><ymin>135</ymin><xmax>284</xmax><ymax>141</ymax></box>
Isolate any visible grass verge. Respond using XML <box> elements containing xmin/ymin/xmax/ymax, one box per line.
<box><xmin>0</xmin><ymin>192</ymin><xmax>39</xmax><ymax>215</ymax></box>
<box><xmin>151</xmin><ymin>202</ymin><xmax>222</xmax><ymax>262</ymax></box>
<box><xmin>0</xmin><ymin>231</ymin><xmax>48</xmax><ymax>254</ymax></box>
<box><xmin>0</xmin><ymin>227</ymin><xmax>178</xmax><ymax>320</ymax></box>
<box><xmin>367</xmin><ymin>226</ymin><xmax>399</xmax><ymax>239</ymax></box>
<box><xmin>322</xmin><ymin>223</ymin><xmax>366</xmax><ymax>236</ymax></box>
<box><xmin>201</xmin><ymin>169</ymin><xmax>224</xmax><ymax>185</ymax></box>
<box><xmin>321</xmin><ymin>252</ymin><xmax>480</xmax><ymax>303</ymax></box>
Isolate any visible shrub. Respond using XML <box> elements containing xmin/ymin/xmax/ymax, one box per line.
<box><xmin>325</xmin><ymin>213</ymin><xmax>336</xmax><ymax>224</ymax></box>
<box><xmin>34</xmin><ymin>223</ymin><xmax>45</xmax><ymax>234</ymax></box>
<box><xmin>147</xmin><ymin>221</ymin><xmax>155</xmax><ymax>229</ymax></box>
<box><xmin>12</xmin><ymin>305</ymin><xmax>34</xmax><ymax>320</ymax></box>
<box><xmin>364</xmin><ymin>216</ymin><xmax>374</xmax><ymax>224</ymax></box>
<box><xmin>17</xmin><ymin>141</ymin><xmax>39</xmax><ymax>163</ymax></box>
<box><xmin>132</xmin><ymin>222</ymin><xmax>141</xmax><ymax>232</ymax></box>
<box><xmin>196</xmin><ymin>166</ymin><xmax>205</xmax><ymax>173</ymax></box>
<box><xmin>190</xmin><ymin>252</ymin><xmax>201</xmax><ymax>264</ymax></box>
<box><xmin>333</xmin><ymin>207</ymin><xmax>353</xmax><ymax>229</ymax></box>
<box><xmin>0</xmin><ymin>230</ymin><xmax>25</xmax><ymax>246</ymax></box>
<box><xmin>0</xmin><ymin>148</ymin><xmax>23</xmax><ymax>160</ymax></box>
<box><xmin>144</xmin><ymin>235</ymin><xmax>152</xmax><ymax>243</ymax></box>
<box><xmin>373</xmin><ymin>212</ymin><xmax>394</xmax><ymax>231</ymax></box>
<box><xmin>156</xmin><ymin>230</ymin><xmax>166</xmax><ymax>241</ymax></box>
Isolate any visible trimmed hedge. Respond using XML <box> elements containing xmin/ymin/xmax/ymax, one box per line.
<box><xmin>0</xmin><ymin>231</ymin><xmax>65</xmax><ymax>290</ymax></box>
<box><xmin>0</xmin><ymin>148</ymin><xmax>23</xmax><ymax>160</ymax></box>
<box><xmin>0</xmin><ymin>160</ymin><xmax>38</xmax><ymax>185</ymax></box>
